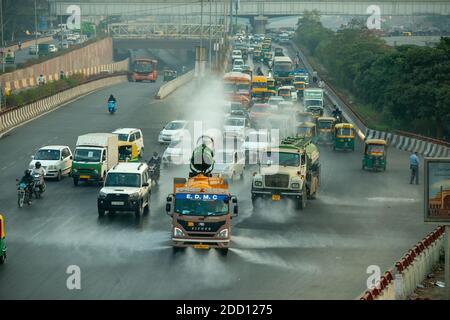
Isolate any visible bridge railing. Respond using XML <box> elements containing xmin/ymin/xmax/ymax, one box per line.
<box><xmin>108</xmin><ymin>23</ymin><xmax>226</xmax><ymax>39</ymax></box>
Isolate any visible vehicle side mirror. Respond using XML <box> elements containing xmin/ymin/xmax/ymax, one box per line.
<box><xmin>70</xmin><ymin>156</ymin><xmax>73</xmax><ymax>160</ymax></box>
<box><xmin>31</xmin><ymin>155</ymin><xmax>34</xmax><ymax>159</ymax></box>
<box><xmin>166</xmin><ymin>194</ymin><xmax>174</xmax><ymax>216</ymax></box>
<box><xmin>142</xmin><ymin>182</ymin><xmax>149</xmax><ymax>187</ymax></box>
<box><xmin>233</xmin><ymin>205</ymin><xmax>238</xmax><ymax>216</ymax></box>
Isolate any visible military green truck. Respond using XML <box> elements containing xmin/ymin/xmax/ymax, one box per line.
<box><xmin>251</xmin><ymin>136</ymin><xmax>320</xmax><ymax>210</ymax></box>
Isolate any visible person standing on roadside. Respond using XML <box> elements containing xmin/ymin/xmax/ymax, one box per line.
<box><xmin>409</xmin><ymin>151</ymin><xmax>419</xmax><ymax>185</ymax></box>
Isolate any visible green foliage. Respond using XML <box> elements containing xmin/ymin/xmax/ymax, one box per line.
<box><xmin>5</xmin><ymin>73</ymin><xmax>86</xmax><ymax>108</ymax></box>
<box><xmin>295</xmin><ymin>13</ymin><xmax>450</xmax><ymax>139</ymax></box>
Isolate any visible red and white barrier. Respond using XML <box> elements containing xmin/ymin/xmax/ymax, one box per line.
<box><xmin>360</xmin><ymin>226</ymin><xmax>445</xmax><ymax>300</ymax></box>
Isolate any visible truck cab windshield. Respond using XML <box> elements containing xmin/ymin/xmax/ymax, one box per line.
<box><xmin>175</xmin><ymin>197</ymin><xmax>229</xmax><ymax>216</ymax></box>
<box><xmin>74</xmin><ymin>148</ymin><xmax>101</xmax><ymax>162</ymax></box>
<box><xmin>262</xmin><ymin>152</ymin><xmax>300</xmax><ymax>167</ymax></box>
<box><xmin>305</xmin><ymin>100</ymin><xmax>322</xmax><ymax>107</ymax></box>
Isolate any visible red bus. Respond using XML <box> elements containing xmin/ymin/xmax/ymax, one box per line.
<box><xmin>130</xmin><ymin>59</ymin><xmax>158</xmax><ymax>82</ymax></box>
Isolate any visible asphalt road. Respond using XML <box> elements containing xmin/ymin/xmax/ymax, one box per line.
<box><xmin>0</xmin><ymin>51</ymin><xmax>434</xmax><ymax>300</ymax></box>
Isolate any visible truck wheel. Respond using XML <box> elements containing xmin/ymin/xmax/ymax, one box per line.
<box><xmin>172</xmin><ymin>246</ymin><xmax>185</xmax><ymax>254</ymax></box>
<box><xmin>219</xmin><ymin>248</ymin><xmax>229</xmax><ymax>256</ymax></box>
<box><xmin>297</xmin><ymin>192</ymin><xmax>307</xmax><ymax>210</ymax></box>
<box><xmin>98</xmin><ymin>208</ymin><xmax>105</xmax><ymax>217</ymax></box>
<box><xmin>143</xmin><ymin>195</ymin><xmax>150</xmax><ymax>215</ymax></box>
<box><xmin>73</xmin><ymin>178</ymin><xmax>79</xmax><ymax>186</ymax></box>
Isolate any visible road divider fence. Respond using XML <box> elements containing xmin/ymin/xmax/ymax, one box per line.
<box><xmin>155</xmin><ymin>70</ymin><xmax>194</xmax><ymax>99</ymax></box>
<box><xmin>359</xmin><ymin>226</ymin><xmax>445</xmax><ymax>300</ymax></box>
<box><xmin>0</xmin><ymin>74</ymin><xmax>127</xmax><ymax>136</ymax></box>
<box><xmin>289</xmin><ymin>40</ymin><xmax>450</xmax><ymax>158</ymax></box>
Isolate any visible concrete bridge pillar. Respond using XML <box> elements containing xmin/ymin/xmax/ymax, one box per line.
<box><xmin>252</xmin><ymin>15</ymin><xmax>268</xmax><ymax>34</ymax></box>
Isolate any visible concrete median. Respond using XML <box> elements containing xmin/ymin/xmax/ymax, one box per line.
<box><xmin>155</xmin><ymin>70</ymin><xmax>194</xmax><ymax>99</ymax></box>
<box><xmin>0</xmin><ymin>74</ymin><xmax>127</xmax><ymax>137</ymax></box>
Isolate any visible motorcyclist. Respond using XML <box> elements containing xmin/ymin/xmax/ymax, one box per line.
<box><xmin>19</xmin><ymin>170</ymin><xmax>34</xmax><ymax>198</ymax></box>
<box><xmin>256</xmin><ymin>67</ymin><xmax>263</xmax><ymax>76</ymax></box>
<box><xmin>32</xmin><ymin>162</ymin><xmax>46</xmax><ymax>193</ymax></box>
<box><xmin>332</xmin><ymin>105</ymin><xmax>343</xmax><ymax>122</ymax></box>
<box><xmin>148</xmin><ymin>152</ymin><xmax>161</xmax><ymax>184</ymax></box>
<box><xmin>108</xmin><ymin>94</ymin><xmax>116</xmax><ymax>103</ymax></box>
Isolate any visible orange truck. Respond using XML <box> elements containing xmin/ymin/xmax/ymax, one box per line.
<box><xmin>165</xmin><ymin>137</ymin><xmax>238</xmax><ymax>255</ymax></box>
<box><xmin>223</xmin><ymin>72</ymin><xmax>252</xmax><ymax>108</ymax></box>
<box><xmin>130</xmin><ymin>58</ymin><xmax>158</xmax><ymax>82</ymax></box>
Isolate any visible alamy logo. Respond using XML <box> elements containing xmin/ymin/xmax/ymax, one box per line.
<box><xmin>366</xmin><ymin>5</ymin><xmax>381</xmax><ymax>30</ymax></box>
<box><xmin>66</xmin><ymin>265</ymin><xmax>81</xmax><ymax>290</ymax></box>
<box><xmin>66</xmin><ymin>5</ymin><xmax>81</xmax><ymax>30</ymax></box>
<box><xmin>366</xmin><ymin>265</ymin><xmax>381</xmax><ymax>289</ymax></box>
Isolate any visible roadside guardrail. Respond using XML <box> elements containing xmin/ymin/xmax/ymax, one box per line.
<box><xmin>155</xmin><ymin>70</ymin><xmax>194</xmax><ymax>99</ymax></box>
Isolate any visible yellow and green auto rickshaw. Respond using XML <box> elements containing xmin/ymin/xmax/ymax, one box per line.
<box><xmin>118</xmin><ymin>141</ymin><xmax>139</xmax><ymax>162</ymax></box>
<box><xmin>333</xmin><ymin>123</ymin><xmax>355</xmax><ymax>151</ymax></box>
<box><xmin>253</xmin><ymin>49</ymin><xmax>262</xmax><ymax>63</ymax></box>
<box><xmin>293</xmin><ymin>80</ymin><xmax>306</xmax><ymax>98</ymax></box>
<box><xmin>163</xmin><ymin>70</ymin><xmax>177</xmax><ymax>82</ymax></box>
<box><xmin>316</xmin><ymin>116</ymin><xmax>336</xmax><ymax>144</ymax></box>
<box><xmin>5</xmin><ymin>50</ymin><xmax>15</xmax><ymax>64</ymax></box>
<box><xmin>267</xmin><ymin>77</ymin><xmax>276</xmax><ymax>92</ymax></box>
<box><xmin>296</xmin><ymin>121</ymin><xmax>317</xmax><ymax>140</ymax></box>
<box><xmin>362</xmin><ymin>139</ymin><xmax>387</xmax><ymax>171</ymax></box>
<box><xmin>0</xmin><ymin>214</ymin><xmax>6</xmax><ymax>264</ymax></box>
<box><xmin>263</xmin><ymin>51</ymin><xmax>273</xmax><ymax>66</ymax></box>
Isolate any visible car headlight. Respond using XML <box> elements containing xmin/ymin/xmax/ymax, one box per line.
<box><xmin>129</xmin><ymin>192</ymin><xmax>140</xmax><ymax>200</ymax></box>
<box><xmin>254</xmin><ymin>181</ymin><xmax>263</xmax><ymax>187</ymax></box>
<box><xmin>174</xmin><ymin>227</ymin><xmax>184</xmax><ymax>237</ymax></box>
<box><xmin>217</xmin><ymin>229</ymin><xmax>229</xmax><ymax>238</ymax></box>
<box><xmin>291</xmin><ymin>182</ymin><xmax>300</xmax><ymax>189</ymax></box>
<box><xmin>98</xmin><ymin>191</ymin><xmax>107</xmax><ymax>199</ymax></box>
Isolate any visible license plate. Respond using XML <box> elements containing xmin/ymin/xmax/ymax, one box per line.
<box><xmin>193</xmin><ymin>244</ymin><xmax>209</xmax><ymax>249</ymax></box>
<box><xmin>80</xmin><ymin>175</ymin><xmax>90</xmax><ymax>179</ymax></box>
<box><xmin>272</xmin><ymin>194</ymin><xmax>281</xmax><ymax>201</ymax></box>
<box><xmin>111</xmin><ymin>201</ymin><xmax>124</xmax><ymax>206</ymax></box>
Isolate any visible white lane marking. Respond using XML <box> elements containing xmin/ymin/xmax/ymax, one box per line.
<box><xmin>366</xmin><ymin>197</ymin><xmax>417</xmax><ymax>203</ymax></box>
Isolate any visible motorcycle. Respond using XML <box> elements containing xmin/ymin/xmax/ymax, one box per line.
<box><xmin>17</xmin><ymin>181</ymin><xmax>32</xmax><ymax>208</ymax></box>
<box><xmin>107</xmin><ymin>101</ymin><xmax>116</xmax><ymax>114</ymax></box>
<box><xmin>148</xmin><ymin>164</ymin><xmax>160</xmax><ymax>185</ymax></box>
<box><xmin>33</xmin><ymin>173</ymin><xmax>45</xmax><ymax>199</ymax></box>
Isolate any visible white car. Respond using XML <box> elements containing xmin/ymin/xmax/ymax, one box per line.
<box><xmin>232</xmin><ymin>49</ymin><xmax>242</xmax><ymax>61</ymax></box>
<box><xmin>224</xmin><ymin>116</ymin><xmax>250</xmax><ymax>139</ymax></box>
<box><xmin>212</xmin><ymin>149</ymin><xmax>245</xmax><ymax>182</ymax></box>
<box><xmin>48</xmin><ymin>44</ymin><xmax>58</xmax><ymax>53</ymax></box>
<box><xmin>233</xmin><ymin>58</ymin><xmax>244</xmax><ymax>69</ymax></box>
<box><xmin>162</xmin><ymin>139</ymin><xmax>191</xmax><ymax>166</ymax></box>
<box><xmin>232</xmin><ymin>66</ymin><xmax>244</xmax><ymax>73</ymax></box>
<box><xmin>113</xmin><ymin>128</ymin><xmax>145</xmax><ymax>157</ymax></box>
<box><xmin>60</xmin><ymin>41</ymin><xmax>69</xmax><ymax>49</ymax></box>
<box><xmin>159</xmin><ymin>120</ymin><xmax>190</xmax><ymax>144</ymax></box>
<box><xmin>97</xmin><ymin>162</ymin><xmax>151</xmax><ymax>218</ymax></box>
<box><xmin>29</xmin><ymin>145</ymin><xmax>73</xmax><ymax>181</ymax></box>
<box><xmin>29</xmin><ymin>45</ymin><xmax>38</xmax><ymax>55</ymax></box>
<box><xmin>268</xmin><ymin>96</ymin><xmax>285</xmax><ymax>109</ymax></box>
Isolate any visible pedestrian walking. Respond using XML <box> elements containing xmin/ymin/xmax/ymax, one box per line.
<box><xmin>409</xmin><ymin>151</ymin><xmax>419</xmax><ymax>184</ymax></box>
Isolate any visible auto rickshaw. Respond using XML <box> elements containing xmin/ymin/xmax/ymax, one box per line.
<box><xmin>296</xmin><ymin>121</ymin><xmax>317</xmax><ymax>141</ymax></box>
<box><xmin>277</xmin><ymin>86</ymin><xmax>296</xmax><ymax>102</ymax></box>
<box><xmin>263</xmin><ymin>51</ymin><xmax>273</xmax><ymax>65</ymax></box>
<box><xmin>333</xmin><ymin>123</ymin><xmax>355</xmax><ymax>151</ymax></box>
<box><xmin>163</xmin><ymin>69</ymin><xmax>177</xmax><ymax>82</ymax></box>
<box><xmin>293</xmin><ymin>81</ymin><xmax>306</xmax><ymax>98</ymax></box>
<box><xmin>118</xmin><ymin>141</ymin><xmax>139</xmax><ymax>162</ymax></box>
<box><xmin>362</xmin><ymin>139</ymin><xmax>387</xmax><ymax>171</ymax></box>
<box><xmin>316</xmin><ymin>117</ymin><xmax>336</xmax><ymax>144</ymax></box>
<box><xmin>0</xmin><ymin>214</ymin><xmax>6</xmax><ymax>264</ymax></box>
<box><xmin>253</xmin><ymin>49</ymin><xmax>262</xmax><ymax>62</ymax></box>
<box><xmin>267</xmin><ymin>78</ymin><xmax>276</xmax><ymax>91</ymax></box>
<box><xmin>5</xmin><ymin>50</ymin><xmax>15</xmax><ymax>64</ymax></box>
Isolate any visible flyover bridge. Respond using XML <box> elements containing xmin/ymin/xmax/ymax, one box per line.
<box><xmin>52</xmin><ymin>0</ymin><xmax>450</xmax><ymax>17</ymax></box>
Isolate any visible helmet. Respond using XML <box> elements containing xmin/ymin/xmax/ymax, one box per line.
<box><xmin>35</xmin><ymin>162</ymin><xmax>41</xmax><ymax>168</ymax></box>
<box><xmin>153</xmin><ymin>152</ymin><xmax>158</xmax><ymax>157</ymax></box>
<box><xmin>24</xmin><ymin>169</ymin><xmax>31</xmax><ymax>176</ymax></box>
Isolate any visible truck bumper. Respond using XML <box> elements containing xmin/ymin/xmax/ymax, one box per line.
<box><xmin>251</xmin><ymin>189</ymin><xmax>302</xmax><ymax>200</ymax></box>
<box><xmin>72</xmin><ymin>172</ymin><xmax>101</xmax><ymax>182</ymax></box>
<box><xmin>172</xmin><ymin>237</ymin><xmax>230</xmax><ymax>249</ymax></box>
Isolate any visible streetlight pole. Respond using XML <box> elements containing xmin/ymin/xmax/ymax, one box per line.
<box><xmin>1</xmin><ymin>0</ymin><xmax>4</xmax><ymax>73</ymax></box>
<box><xmin>34</xmin><ymin>0</ymin><xmax>38</xmax><ymax>51</ymax></box>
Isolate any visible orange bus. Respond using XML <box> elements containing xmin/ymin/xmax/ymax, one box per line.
<box><xmin>130</xmin><ymin>58</ymin><xmax>158</xmax><ymax>82</ymax></box>
<box><xmin>223</xmin><ymin>72</ymin><xmax>252</xmax><ymax>107</ymax></box>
